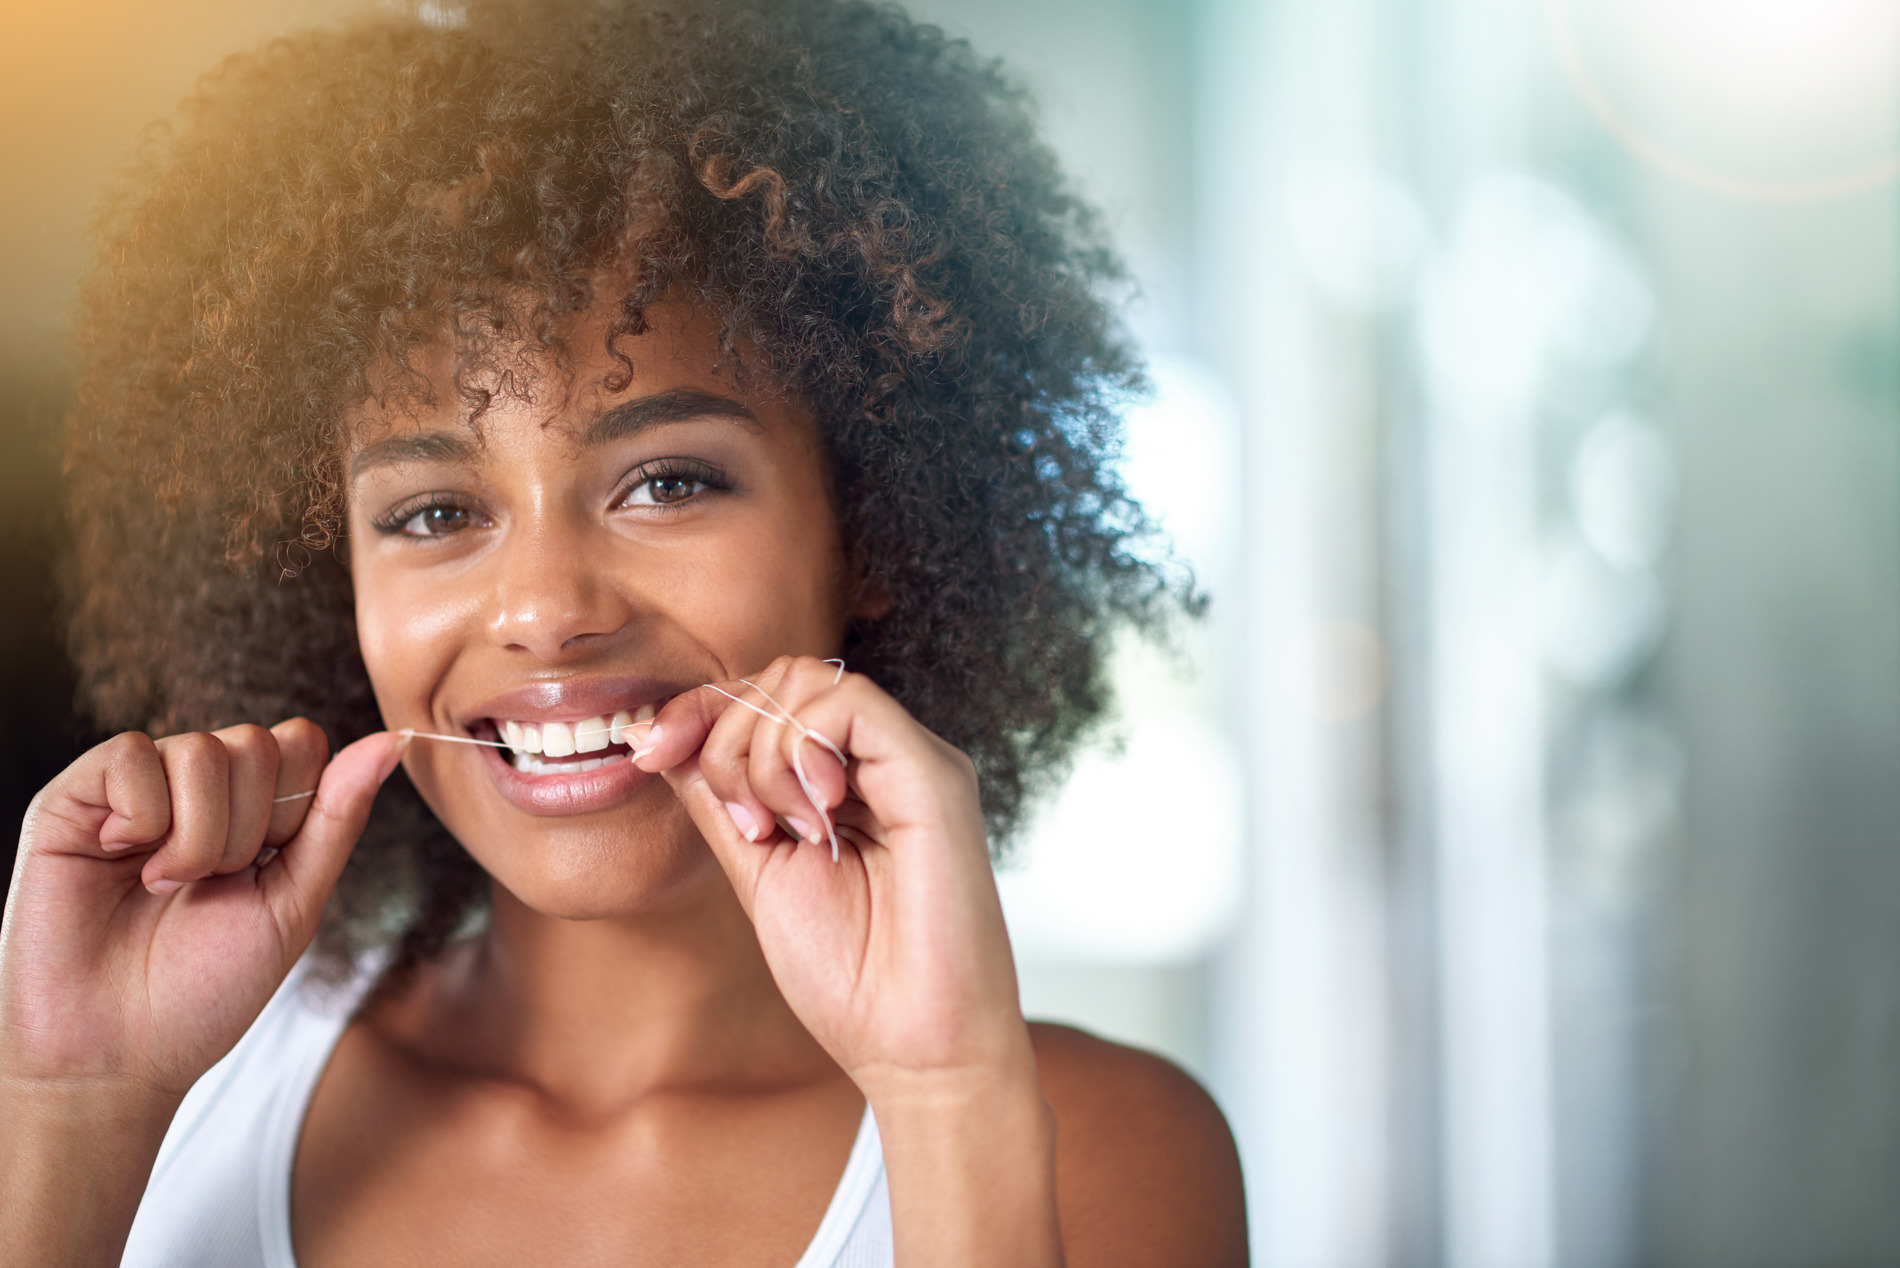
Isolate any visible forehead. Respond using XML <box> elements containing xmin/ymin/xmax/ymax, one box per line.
<box><xmin>344</xmin><ymin>297</ymin><xmax>779</xmax><ymax>469</ymax></box>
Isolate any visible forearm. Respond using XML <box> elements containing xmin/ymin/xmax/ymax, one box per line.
<box><xmin>0</xmin><ymin>1074</ymin><xmax>178</xmax><ymax>1268</ymax></box>
<box><xmin>869</xmin><ymin>1058</ymin><xmax>1064</xmax><ymax>1268</ymax></box>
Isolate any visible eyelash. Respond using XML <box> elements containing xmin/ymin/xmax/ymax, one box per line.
<box><xmin>371</xmin><ymin>492</ymin><xmax>483</xmax><ymax>538</ymax></box>
<box><xmin>615</xmin><ymin>458</ymin><xmax>730</xmax><ymax>511</ymax></box>
<box><xmin>370</xmin><ymin>459</ymin><xmax>731</xmax><ymax>538</ymax></box>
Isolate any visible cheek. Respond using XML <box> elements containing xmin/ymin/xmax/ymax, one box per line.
<box><xmin>352</xmin><ymin>559</ymin><xmax>483</xmax><ymax>721</ymax></box>
<box><xmin>662</xmin><ymin>501</ymin><xmax>846</xmax><ymax>665</ymax></box>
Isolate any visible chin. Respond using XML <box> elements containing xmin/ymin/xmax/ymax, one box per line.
<box><xmin>469</xmin><ymin>815</ymin><xmax>724</xmax><ymax>922</ymax></box>
<box><xmin>419</xmin><ymin>775</ymin><xmax>722</xmax><ymax>923</ymax></box>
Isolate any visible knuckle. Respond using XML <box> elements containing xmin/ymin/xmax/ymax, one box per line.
<box><xmin>171</xmin><ymin>830</ymin><xmax>224</xmax><ymax>870</ymax></box>
<box><xmin>98</xmin><ymin>731</ymin><xmax>162</xmax><ymax>784</ymax></box>
<box><xmin>304</xmin><ymin>794</ymin><xmax>344</xmax><ymax>827</ymax></box>
<box><xmin>699</xmin><ymin>745</ymin><xmax>748</xmax><ymax>790</ymax></box>
<box><xmin>302</xmin><ymin>792</ymin><xmax>363</xmax><ymax>840</ymax></box>
<box><xmin>272</xmin><ymin>715</ymin><xmax>329</xmax><ymax>760</ymax></box>
<box><xmin>696</xmin><ymin>684</ymin><xmax>733</xmax><ymax>726</ymax></box>
<box><xmin>939</xmin><ymin>742</ymin><xmax>979</xmax><ymax>785</ymax></box>
<box><xmin>750</xmin><ymin>753</ymin><xmax>793</xmax><ymax>795</ymax></box>
<box><xmin>168</xmin><ymin>730</ymin><xmax>230</xmax><ymax>769</ymax></box>
<box><xmin>802</xmin><ymin>655</ymin><xmax>849</xmax><ymax>689</ymax></box>
<box><xmin>95</xmin><ymin>732</ymin><xmax>162</xmax><ymax>787</ymax></box>
<box><xmin>686</xmin><ymin>683</ymin><xmax>718</xmax><ymax>717</ymax></box>
<box><xmin>105</xmin><ymin>729</ymin><xmax>156</xmax><ymax>760</ymax></box>
<box><xmin>222</xmin><ymin>722</ymin><xmax>273</xmax><ymax>753</ymax></box>
<box><xmin>836</xmin><ymin>669</ymin><xmax>883</xmax><ymax>705</ymax></box>
<box><xmin>228</xmin><ymin>727</ymin><xmax>281</xmax><ymax>778</ymax></box>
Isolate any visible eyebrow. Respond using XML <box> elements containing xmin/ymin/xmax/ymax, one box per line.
<box><xmin>349</xmin><ymin>430</ymin><xmax>477</xmax><ymax>479</ymax></box>
<box><xmin>586</xmin><ymin>389</ymin><xmax>759</xmax><ymax>445</ymax></box>
<box><xmin>349</xmin><ymin>389</ymin><xmax>759</xmax><ymax>479</ymax></box>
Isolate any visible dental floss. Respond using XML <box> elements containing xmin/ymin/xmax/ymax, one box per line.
<box><xmin>270</xmin><ymin>789</ymin><xmax>316</xmax><ymax>804</ymax></box>
<box><xmin>392</xmin><ymin>666</ymin><xmax>851</xmax><ymax>862</ymax></box>
<box><xmin>702</xmin><ymin>677</ymin><xmax>848</xmax><ymax>862</ymax></box>
<box><xmin>395</xmin><ymin>728</ymin><xmax>510</xmax><ymax>748</ymax></box>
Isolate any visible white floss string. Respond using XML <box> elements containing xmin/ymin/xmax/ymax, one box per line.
<box><xmin>391</xmin><ymin>722</ymin><xmax>657</xmax><ymax>755</ymax></box>
<box><xmin>271</xmin><ymin>730</ymin><xmax>509</xmax><ymax>802</ymax></box>
<box><xmin>396</xmin><ymin>729</ymin><xmax>509</xmax><ymax>748</ymax></box>
<box><xmin>703</xmin><ymin>659</ymin><xmax>849</xmax><ymax>861</ymax></box>
<box><xmin>386</xmin><ymin>661</ymin><xmax>851</xmax><ymax>860</ymax></box>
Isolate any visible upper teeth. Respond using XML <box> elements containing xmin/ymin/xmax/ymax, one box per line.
<box><xmin>500</xmin><ymin>703</ymin><xmax>654</xmax><ymax>760</ymax></box>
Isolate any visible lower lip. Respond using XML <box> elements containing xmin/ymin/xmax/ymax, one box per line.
<box><xmin>479</xmin><ymin>740</ymin><xmax>654</xmax><ymax>815</ymax></box>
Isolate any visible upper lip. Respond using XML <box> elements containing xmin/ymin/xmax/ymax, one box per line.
<box><xmin>458</xmin><ymin>675</ymin><xmax>691</xmax><ymax>728</ymax></box>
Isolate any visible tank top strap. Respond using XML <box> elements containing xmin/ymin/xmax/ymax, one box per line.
<box><xmin>795</xmin><ymin>1103</ymin><xmax>893</xmax><ymax>1268</ymax></box>
<box><xmin>125</xmin><ymin>955</ymin><xmax>376</xmax><ymax>1268</ymax></box>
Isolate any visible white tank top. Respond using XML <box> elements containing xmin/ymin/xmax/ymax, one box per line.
<box><xmin>121</xmin><ymin>957</ymin><xmax>895</xmax><ymax>1267</ymax></box>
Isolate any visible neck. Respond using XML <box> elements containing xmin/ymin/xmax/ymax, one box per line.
<box><xmin>386</xmin><ymin>869</ymin><xmax>839</xmax><ymax>1116</ymax></box>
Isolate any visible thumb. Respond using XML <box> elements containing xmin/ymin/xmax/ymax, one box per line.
<box><xmin>662</xmin><ymin>754</ymin><xmax>771</xmax><ymax>917</ymax></box>
<box><xmin>261</xmin><ymin>730</ymin><xmax>405</xmax><ymax>947</ymax></box>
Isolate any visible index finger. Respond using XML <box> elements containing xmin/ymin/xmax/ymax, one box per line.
<box><xmin>632</xmin><ymin>684</ymin><xmax>741</xmax><ymax>773</ymax></box>
<box><xmin>263</xmin><ymin>718</ymin><xmax>330</xmax><ymax>847</ymax></box>
<box><xmin>21</xmin><ymin>730</ymin><xmax>173</xmax><ymax>860</ymax></box>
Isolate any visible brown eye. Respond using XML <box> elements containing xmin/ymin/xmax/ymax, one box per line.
<box><xmin>397</xmin><ymin>504</ymin><xmax>477</xmax><ymax>536</ymax></box>
<box><xmin>623</xmin><ymin>473</ymin><xmax>710</xmax><ymax>507</ymax></box>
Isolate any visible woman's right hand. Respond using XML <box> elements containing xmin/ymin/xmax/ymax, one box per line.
<box><xmin>0</xmin><ymin>720</ymin><xmax>402</xmax><ymax>1101</ymax></box>
<box><xmin>1</xmin><ymin>719</ymin><xmax>401</xmax><ymax>1264</ymax></box>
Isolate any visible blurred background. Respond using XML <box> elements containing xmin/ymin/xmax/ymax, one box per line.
<box><xmin>5</xmin><ymin>0</ymin><xmax>1899</xmax><ymax>1264</ymax></box>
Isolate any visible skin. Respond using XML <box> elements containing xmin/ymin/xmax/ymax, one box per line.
<box><xmin>0</xmin><ymin>299</ymin><xmax>1247</xmax><ymax>1266</ymax></box>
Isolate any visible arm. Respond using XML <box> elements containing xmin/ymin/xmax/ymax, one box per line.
<box><xmin>0</xmin><ymin>1078</ymin><xmax>182</xmax><ymax>1267</ymax></box>
<box><xmin>868</xmin><ymin>1056</ymin><xmax>1065</xmax><ymax>1267</ymax></box>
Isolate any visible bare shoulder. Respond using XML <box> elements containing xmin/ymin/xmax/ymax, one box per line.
<box><xmin>1029</xmin><ymin>1022</ymin><xmax>1249</xmax><ymax>1267</ymax></box>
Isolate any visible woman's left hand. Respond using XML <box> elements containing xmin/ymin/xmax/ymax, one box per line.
<box><xmin>640</xmin><ymin>656</ymin><xmax>1067</xmax><ymax>1265</ymax></box>
<box><xmin>634</xmin><ymin>655</ymin><xmax>1032</xmax><ymax>1101</ymax></box>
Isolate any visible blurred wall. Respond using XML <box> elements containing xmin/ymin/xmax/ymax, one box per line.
<box><xmin>1647</xmin><ymin>175</ymin><xmax>1900</xmax><ymax>1267</ymax></box>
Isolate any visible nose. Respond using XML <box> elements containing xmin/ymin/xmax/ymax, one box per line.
<box><xmin>484</xmin><ymin>510</ymin><xmax>633</xmax><ymax>661</ymax></box>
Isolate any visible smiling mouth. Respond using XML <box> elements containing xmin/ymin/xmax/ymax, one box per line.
<box><xmin>477</xmin><ymin>703</ymin><xmax>657</xmax><ymax>776</ymax></box>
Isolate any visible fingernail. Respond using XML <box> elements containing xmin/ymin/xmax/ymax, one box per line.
<box><xmin>724</xmin><ymin>801</ymin><xmax>761</xmax><ymax>842</ymax></box>
<box><xmin>786</xmin><ymin>816</ymin><xmax>816</xmax><ymax>842</ymax></box>
<box><xmin>631</xmin><ymin>724</ymin><xmax>665</xmax><ymax>762</ymax></box>
<box><xmin>146</xmin><ymin>878</ymin><xmax>182</xmax><ymax>895</ymax></box>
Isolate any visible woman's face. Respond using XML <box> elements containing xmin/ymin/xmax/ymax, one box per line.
<box><xmin>347</xmin><ymin>299</ymin><xmax>852</xmax><ymax>917</ymax></box>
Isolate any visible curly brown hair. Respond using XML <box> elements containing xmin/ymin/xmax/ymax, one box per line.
<box><xmin>63</xmin><ymin>0</ymin><xmax>1187</xmax><ymax>972</ymax></box>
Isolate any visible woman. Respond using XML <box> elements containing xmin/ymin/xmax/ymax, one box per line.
<box><xmin>0</xmin><ymin>0</ymin><xmax>1247</xmax><ymax>1263</ymax></box>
